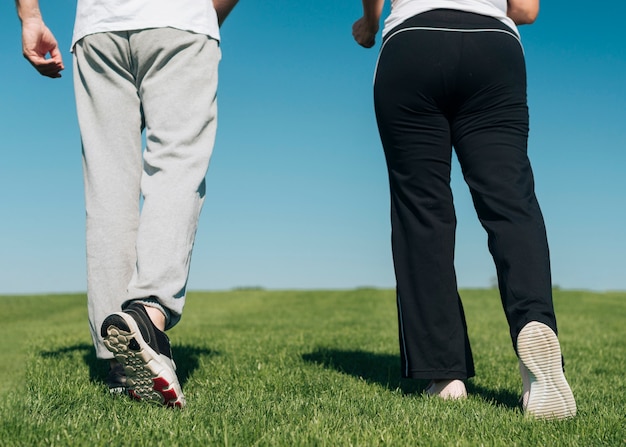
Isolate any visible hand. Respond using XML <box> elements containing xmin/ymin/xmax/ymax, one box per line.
<box><xmin>21</xmin><ymin>18</ymin><xmax>64</xmax><ymax>78</ymax></box>
<box><xmin>352</xmin><ymin>16</ymin><xmax>379</xmax><ymax>48</ymax></box>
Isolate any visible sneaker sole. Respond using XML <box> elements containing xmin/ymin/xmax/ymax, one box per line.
<box><xmin>108</xmin><ymin>386</ymin><xmax>127</xmax><ymax>396</ymax></box>
<box><xmin>517</xmin><ymin>321</ymin><xmax>576</xmax><ymax>420</ymax></box>
<box><xmin>101</xmin><ymin>313</ymin><xmax>186</xmax><ymax>408</ymax></box>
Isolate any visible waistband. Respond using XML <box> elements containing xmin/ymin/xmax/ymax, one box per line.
<box><xmin>383</xmin><ymin>8</ymin><xmax>518</xmax><ymax>44</ymax></box>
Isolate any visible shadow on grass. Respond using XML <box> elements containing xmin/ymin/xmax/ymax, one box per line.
<box><xmin>302</xmin><ymin>347</ymin><xmax>426</xmax><ymax>395</ymax></box>
<box><xmin>466</xmin><ymin>383</ymin><xmax>521</xmax><ymax>410</ymax></box>
<box><xmin>40</xmin><ymin>343</ymin><xmax>217</xmax><ymax>387</ymax></box>
<box><xmin>302</xmin><ymin>347</ymin><xmax>521</xmax><ymax>410</ymax></box>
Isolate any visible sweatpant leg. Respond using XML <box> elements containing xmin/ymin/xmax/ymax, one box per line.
<box><xmin>74</xmin><ymin>29</ymin><xmax>220</xmax><ymax>359</ymax></box>
<box><xmin>450</xmin><ymin>29</ymin><xmax>557</xmax><ymax>349</ymax></box>
<box><xmin>374</xmin><ymin>26</ymin><xmax>474</xmax><ymax>380</ymax></box>
<box><xmin>73</xmin><ymin>32</ymin><xmax>143</xmax><ymax>359</ymax></box>
<box><xmin>124</xmin><ymin>28</ymin><xmax>221</xmax><ymax>328</ymax></box>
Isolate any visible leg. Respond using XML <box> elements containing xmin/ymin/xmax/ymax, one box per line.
<box><xmin>124</xmin><ymin>28</ymin><xmax>221</xmax><ymax>328</ymax></box>
<box><xmin>73</xmin><ymin>32</ymin><xmax>143</xmax><ymax>360</ymax></box>
<box><xmin>374</xmin><ymin>26</ymin><xmax>474</xmax><ymax>382</ymax></box>
<box><xmin>450</xmin><ymin>22</ymin><xmax>575</xmax><ymax>418</ymax></box>
<box><xmin>450</xmin><ymin>28</ymin><xmax>556</xmax><ymax>348</ymax></box>
<box><xmin>99</xmin><ymin>29</ymin><xmax>220</xmax><ymax>407</ymax></box>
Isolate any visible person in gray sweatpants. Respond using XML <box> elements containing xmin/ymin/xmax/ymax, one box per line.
<box><xmin>74</xmin><ymin>27</ymin><xmax>220</xmax><ymax>362</ymax></box>
<box><xmin>16</xmin><ymin>0</ymin><xmax>239</xmax><ymax>407</ymax></box>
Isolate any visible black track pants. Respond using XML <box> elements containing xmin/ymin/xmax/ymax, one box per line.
<box><xmin>374</xmin><ymin>10</ymin><xmax>557</xmax><ymax>380</ymax></box>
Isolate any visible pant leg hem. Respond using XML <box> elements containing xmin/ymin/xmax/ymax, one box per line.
<box><xmin>403</xmin><ymin>369</ymin><xmax>474</xmax><ymax>380</ymax></box>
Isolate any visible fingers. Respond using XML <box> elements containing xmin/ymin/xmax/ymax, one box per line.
<box><xmin>46</xmin><ymin>47</ymin><xmax>65</xmax><ymax>77</ymax></box>
<box><xmin>352</xmin><ymin>30</ymin><xmax>376</xmax><ymax>48</ymax></box>
<box><xmin>23</xmin><ymin>51</ymin><xmax>64</xmax><ymax>78</ymax></box>
<box><xmin>358</xmin><ymin>36</ymin><xmax>376</xmax><ymax>48</ymax></box>
<box><xmin>36</xmin><ymin>59</ymin><xmax>64</xmax><ymax>78</ymax></box>
<box><xmin>352</xmin><ymin>18</ymin><xmax>377</xmax><ymax>48</ymax></box>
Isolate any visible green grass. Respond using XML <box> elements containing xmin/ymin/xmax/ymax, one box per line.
<box><xmin>0</xmin><ymin>289</ymin><xmax>624</xmax><ymax>446</ymax></box>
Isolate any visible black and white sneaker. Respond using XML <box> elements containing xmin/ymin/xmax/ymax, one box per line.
<box><xmin>100</xmin><ymin>302</ymin><xmax>186</xmax><ymax>408</ymax></box>
<box><xmin>106</xmin><ymin>362</ymin><xmax>128</xmax><ymax>395</ymax></box>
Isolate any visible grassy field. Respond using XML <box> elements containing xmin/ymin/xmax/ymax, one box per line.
<box><xmin>0</xmin><ymin>288</ymin><xmax>624</xmax><ymax>446</ymax></box>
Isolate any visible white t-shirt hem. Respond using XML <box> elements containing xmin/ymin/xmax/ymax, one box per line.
<box><xmin>383</xmin><ymin>0</ymin><xmax>518</xmax><ymax>37</ymax></box>
<box><xmin>71</xmin><ymin>0</ymin><xmax>220</xmax><ymax>50</ymax></box>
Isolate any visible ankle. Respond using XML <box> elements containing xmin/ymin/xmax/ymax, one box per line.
<box><xmin>143</xmin><ymin>305</ymin><xmax>166</xmax><ymax>331</ymax></box>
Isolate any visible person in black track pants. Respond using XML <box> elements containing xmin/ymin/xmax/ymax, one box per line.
<box><xmin>352</xmin><ymin>0</ymin><xmax>576</xmax><ymax>420</ymax></box>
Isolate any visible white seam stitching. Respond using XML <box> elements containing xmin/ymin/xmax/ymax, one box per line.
<box><xmin>373</xmin><ymin>26</ymin><xmax>524</xmax><ymax>84</ymax></box>
<box><xmin>396</xmin><ymin>292</ymin><xmax>410</xmax><ymax>377</ymax></box>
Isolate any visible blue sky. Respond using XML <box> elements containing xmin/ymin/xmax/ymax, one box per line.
<box><xmin>1</xmin><ymin>1</ymin><xmax>624</xmax><ymax>294</ymax></box>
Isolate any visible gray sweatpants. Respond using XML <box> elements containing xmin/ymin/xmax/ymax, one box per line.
<box><xmin>73</xmin><ymin>28</ymin><xmax>221</xmax><ymax>359</ymax></box>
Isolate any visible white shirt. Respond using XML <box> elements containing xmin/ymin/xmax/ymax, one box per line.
<box><xmin>71</xmin><ymin>0</ymin><xmax>220</xmax><ymax>49</ymax></box>
<box><xmin>383</xmin><ymin>0</ymin><xmax>518</xmax><ymax>37</ymax></box>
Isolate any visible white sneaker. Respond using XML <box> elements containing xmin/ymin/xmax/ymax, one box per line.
<box><xmin>424</xmin><ymin>379</ymin><xmax>467</xmax><ymax>400</ymax></box>
<box><xmin>101</xmin><ymin>302</ymin><xmax>186</xmax><ymax>408</ymax></box>
<box><xmin>517</xmin><ymin>321</ymin><xmax>576</xmax><ymax>420</ymax></box>
<box><xmin>519</xmin><ymin>359</ymin><xmax>531</xmax><ymax>409</ymax></box>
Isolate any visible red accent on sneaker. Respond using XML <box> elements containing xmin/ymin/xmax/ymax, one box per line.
<box><xmin>128</xmin><ymin>389</ymin><xmax>141</xmax><ymax>401</ymax></box>
<box><xmin>153</xmin><ymin>377</ymin><xmax>178</xmax><ymax>403</ymax></box>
